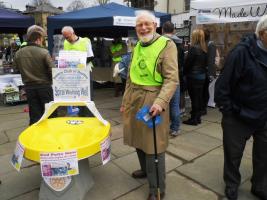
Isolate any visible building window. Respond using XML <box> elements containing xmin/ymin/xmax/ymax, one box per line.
<box><xmin>184</xmin><ymin>0</ymin><xmax>190</xmax><ymax>11</ymax></box>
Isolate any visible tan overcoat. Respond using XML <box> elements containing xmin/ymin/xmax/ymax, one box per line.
<box><xmin>121</xmin><ymin>34</ymin><xmax>179</xmax><ymax>154</ymax></box>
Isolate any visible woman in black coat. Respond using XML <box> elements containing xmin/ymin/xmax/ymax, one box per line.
<box><xmin>183</xmin><ymin>29</ymin><xmax>208</xmax><ymax>125</ymax></box>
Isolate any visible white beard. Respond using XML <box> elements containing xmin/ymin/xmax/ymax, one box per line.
<box><xmin>139</xmin><ymin>33</ymin><xmax>154</xmax><ymax>43</ymax></box>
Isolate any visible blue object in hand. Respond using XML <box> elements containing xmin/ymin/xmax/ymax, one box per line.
<box><xmin>136</xmin><ymin>105</ymin><xmax>161</xmax><ymax>128</ymax></box>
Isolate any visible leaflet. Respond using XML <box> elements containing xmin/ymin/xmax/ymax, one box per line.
<box><xmin>40</xmin><ymin>150</ymin><xmax>79</xmax><ymax>178</ymax></box>
<box><xmin>11</xmin><ymin>141</ymin><xmax>25</xmax><ymax>171</ymax></box>
<box><xmin>100</xmin><ymin>136</ymin><xmax>111</xmax><ymax>165</ymax></box>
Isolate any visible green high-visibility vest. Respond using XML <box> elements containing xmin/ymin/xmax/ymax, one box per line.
<box><xmin>110</xmin><ymin>43</ymin><xmax>123</xmax><ymax>62</ymax></box>
<box><xmin>20</xmin><ymin>42</ymin><xmax>27</xmax><ymax>47</ymax></box>
<box><xmin>64</xmin><ymin>37</ymin><xmax>89</xmax><ymax>52</ymax></box>
<box><xmin>130</xmin><ymin>36</ymin><xmax>169</xmax><ymax>86</ymax></box>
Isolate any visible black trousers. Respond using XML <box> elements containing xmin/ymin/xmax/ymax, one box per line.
<box><xmin>25</xmin><ymin>86</ymin><xmax>54</xmax><ymax>125</ymax></box>
<box><xmin>187</xmin><ymin>78</ymin><xmax>205</xmax><ymax>120</ymax></box>
<box><xmin>136</xmin><ymin>149</ymin><xmax>166</xmax><ymax>195</ymax></box>
<box><xmin>222</xmin><ymin>113</ymin><xmax>267</xmax><ymax>193</ymax></box>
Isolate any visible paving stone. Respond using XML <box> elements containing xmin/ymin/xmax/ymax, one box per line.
<box><xmin>97</xmin><ymin>100</ymin><xmax>122</xmax><ymax>110</ymax></box>
<box><xmin>89</xmin><ymin>153</ymin><xmax>116</xmax><ymax>168</ymax></box>
<box><xmin>85</xmin><ymin>162</ymin><xmax>141</xmax><ymax>200</ymax></box>
<box><xmin>11</xmin><ymin>189</ymin><xmax>39</xmax><ymax>200</ymax></box>
<box><xmin>0</xmin><ymin>104</ymin><xmax>25</xmax><ymax>114</ymax></box>
<box><xmin>0</xmin><ymin>166</ymin><xmax>41</xmax><ymax>200</ymax></box>
<box><xmin>5</xmin><ymin>126</ymin><xmax>28</xmax><ymax>142</ymax></box>
<box><xmin>111</xmin><ymin>138</ymin><xmax>135</xmax><ymax>158</ymax></box>
<box><xmin>202</xmin><ymin>108</ymin><xmax>222</xmax><ymax>123</ymax></box>
<box><xmin>117</xmin><ymin>171</ymin><xmax>218</xmax><ymax>200</ymax></box>
<box><xmin>0</xmin><ymin>112</ymin><xmax>28</xmax><ymax>123</ymax></box>
<box><xmin>0</xmin><ymin>141</ymin><xmax>16</xmax><ymax>156</ymax></box>
<box><xmin>167</xmin><ymin>131</ymin><xmax>222</xmax><ymax>161</ymax></box>
<box><xmin>0</xmin><ymin>154</ymin><xmax>38</xmax><ymax>176</ymax></box>
<box><xmin>110</xmin><ymin>124</ymin><xmax>123</xmax><ymax>141</ymax></box>
<box><xmin>196</xmin><ymin>122</ymin><xmax>223</xmax><ymax>140</ymax></box>
<box><xmin>176</xmin><ymin>148</ymin><xmax>252</xmax><ymax>196</ymax></box>
<box><xmin>110</xmin><ymin>116</ymin><xmax>123</xmax><ymax>124</ymax></box>
<box><xmin>100</xmin><ymin>109</ymin><xmax>121</xmax><ymax>119</ymax></box>
<box><xmin>0</xmin><ymin>131</ymin><xmax>8</xmax><ymax>144</ymax></box>
<box><xmin>0</xmin><ymin>118</ymin><xmax>28</xmax><ymax>132</ymax></box>
<box><xmin>180</xmin><ymin>121</ymin><xmax>212</xmax><ymax>132</ymax></box>
<box><xmin>113</xmin><ymin>152</ymin><xmax>183</xmax><ymax>177</ymax></box>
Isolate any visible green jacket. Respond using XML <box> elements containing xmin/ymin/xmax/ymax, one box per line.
<box><xmin>14</xmin><ymin>43</ymin><xmax>54</xmax><ymax>86</ymax></box>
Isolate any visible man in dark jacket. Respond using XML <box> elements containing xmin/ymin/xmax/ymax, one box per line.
<box><xmin>215</xmin><ymin>15</ymin><xmax>267</xmax><ymax>200</ymax></box>
<box><xmin>162</xmin><ymin>21</ymin><xmax>183</xmax><ymax>137</ymax></box>
<box><xmin>202</xmin><ymin>29</ymin><xmax>216</xmax><ymax>115</ymax></box>
<box><xmin>14</xmin><ymin>25</ymin><xmax>54</xmax><ymax>125</ymax></box>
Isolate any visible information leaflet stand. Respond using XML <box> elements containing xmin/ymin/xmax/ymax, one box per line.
<box><xmin>11</xmin><ymin>51</ymin><xmax>111</xmax><ymax>200</ymax></box>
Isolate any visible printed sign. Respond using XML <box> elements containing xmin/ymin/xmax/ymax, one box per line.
<box><xmin>195</xmin><ymin>3</ymin><xmax>267</xmax><ymax>24</ymax></box>
<box><xmin>40</xmin><ymin>150</ymin><xmax>79</xmax><ymax>178</ymax></box>
<box><xmin>100</xmin><ymin>136</ymin><xmax>111</xmax><ymax>165</ymax></box>
<box><xmin>11</xmin><ymin>141</ymin><xmax>25</xmax><ymax>171</ymax></box>
<box><xmin>52</xmin><ymin>68</ymin><xmax>91</xmax><ymax>101</ymax></box>
<box><xmin>113</xmin><ymin>16</ymin><xmax>160</xmax><ymax>27</ymax></box>
<box><xmin>58</xmin><ymin>50</ymin><xmax>87</xmax><ymax>69</ymax></box>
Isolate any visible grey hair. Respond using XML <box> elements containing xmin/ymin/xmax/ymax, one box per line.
<box><xmin>27</xmin><ymin>25</ymin><xmax>46</xmax><ymax>37</ymax></box>
<box><xmin>255</xmin><ymin>15</ymin><xmax>267</xmax><ymax>38</ymax></box>
<box><xmin>135</xmin><ymin>10</ymin><xmax>156</xmax><ymax>23</ymax></box>
<box><xmin>61</xmin><ymin>26</ymin><xmax>74</xmax><ymax>34</ymax></box>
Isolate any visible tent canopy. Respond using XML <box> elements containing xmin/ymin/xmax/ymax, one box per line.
<box><xmin>0</xmin><ymin>8</ymin><xmax>34</xmax><ymax>34</ymax></box>
<box><xmin>191</xmin><ymin>0</ymin><xmax>266</xmax><ymax>9</ymax></box>
<box><xmin>47</xmin><ymin>2</ymin><xmax>171</xmax><ymax>53</ymax></box>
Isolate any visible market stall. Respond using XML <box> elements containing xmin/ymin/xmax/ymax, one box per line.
<box><xmin>190</xmin><ymin>0</ymin><xmax>267</xmax><ymax>107</ymax></box>
<box><xmin>47</xmin><ymin>2</ymin><xmax>171</xmax><ymax>54</ymax></box>
<box><xmin>47</xmin><ymin>2</ymin><xmax>171</xmax><ymax>82</ymax></box>
<box><xmin>190</xmin><ymin>0</ymin><xmax>267</xmax><ymax>55</ymax></box>
<box><xmin>0</xmin><ymin>8</ymin><xmax>34</xmax><ymax>104</ymax></box>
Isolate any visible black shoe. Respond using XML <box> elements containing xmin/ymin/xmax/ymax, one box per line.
<box><xmin>131</xmin><ymin>170</ymin><xmax>147</xmax><ymax>179</ymax></box>
<box><xmin>183</xmin><ymin>118</ymin><xmax>198</xmax><ymax>126</ymax></box>
<box><xmin>251</xmin><ymin>189</ymin><xmax>267</xmax><ymax>200</ymax></box>
<box><xmin>201</xmin><ymin>110</ymin><xmax>207</xmax><ymax>116</ymax></box>
<box><xmin>225</xmin><ymin>187</ymin><xmax>238</xmax><ymax>200</ymax></box>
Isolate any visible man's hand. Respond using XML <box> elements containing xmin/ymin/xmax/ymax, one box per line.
<box><xmin>120</xmin><ymin>106</ymin><xmax>125</xmax><ymax>113</ymax></box>
<box><xmin>149</xmin><ymin>104</ymin><xmax>163</xmax><ymax>117</ymax></box>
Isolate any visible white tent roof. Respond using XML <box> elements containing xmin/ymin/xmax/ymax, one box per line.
<box><xmin>190</xmin><ymin>0</ymin><xmax>267</xmax><ymax>24</ymax></box>
<box><xmin>191</xmin><ymin>0</ymin><xmax>267</xmax><ymax>10</ymax></box>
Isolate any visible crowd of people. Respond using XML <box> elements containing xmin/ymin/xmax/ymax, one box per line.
<box><xmin>6</xmin><ymin>9</ymin><xmax>267</xmax><ymax>200</ymax></box>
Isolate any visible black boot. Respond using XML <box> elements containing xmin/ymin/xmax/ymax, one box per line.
<box><xmin>183</xmin><ymin>118</ymin><xmax>198</xmax><ymax>125</ymax></box>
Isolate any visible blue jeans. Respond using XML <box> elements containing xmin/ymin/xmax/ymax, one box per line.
<box><xmin>169</xmin><ymin>86</ymin><xmax>180</xmax><ymax>131</ymax></box>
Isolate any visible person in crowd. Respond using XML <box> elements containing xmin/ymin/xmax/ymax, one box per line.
<box><xmin>62</xmin><ymin>26</ymin><xmax>94</xmax><ymax>116</ymax></box>
<box><xmin>215</xmin><ymin>15</ymin><xmax>267</xmax><ymax>200</ymax></box>
<box><xmin>5</xmin><ymin>45</ymin><xmax>11</xmax><ymax>62</ymax></box>
<box><xmin>183</xmin><ymin>28</ymin><xmax>207</xmax><ymax>125</ymax></box>
<box><xmin>120</xmin><ymin>11</ymin><xmax>178</xmax><ymax>200</ymax></box>
<box><xmin>13</xmin><ymin>25</ymin><xmax>54</xmax><ymax>125</ymax></box>
<box><xmin>202</xmin><ymin>29</ymin><xmax>217</xmax><ymax>115</ymax></box>
<box><xmin>113</xmin><ymin>51</ymin><xmax>131</xmax><ymax>94</ymax></box>
<box><xmin>110</xmin><ymin>37</ymin><xmax>127</xmax><ymax>97</ymax></box>
<box><xmin>162</xmin><ymin>21</ymin><xmax>182</xmax><ymax>137</ymax></box>
<box><xmin>62</xmin><ymin>26</ymin><xmax>94</xmax><ymax>96</ymax></box>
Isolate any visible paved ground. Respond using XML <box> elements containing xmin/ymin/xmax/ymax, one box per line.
<box><xmin>0</xmin><ymin>88</ymin><xmax>258</xmax><ymax>200</ymax></box>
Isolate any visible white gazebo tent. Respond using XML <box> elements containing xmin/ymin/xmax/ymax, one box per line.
<box><xmin>189</xmin><ymin>0</ymin><xmax>267</xmax><ymax>55</ymax></box>
<box><xmin>191</xmin><ymin>0</ymin><xmax>267</xmax><ymax>24</ymax></box>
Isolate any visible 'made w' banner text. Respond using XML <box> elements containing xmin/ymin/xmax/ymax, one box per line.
<box><xmin>194</xmin><ymin>3</ymin><xmax>267</xmax><ymax>24</ymax></box>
